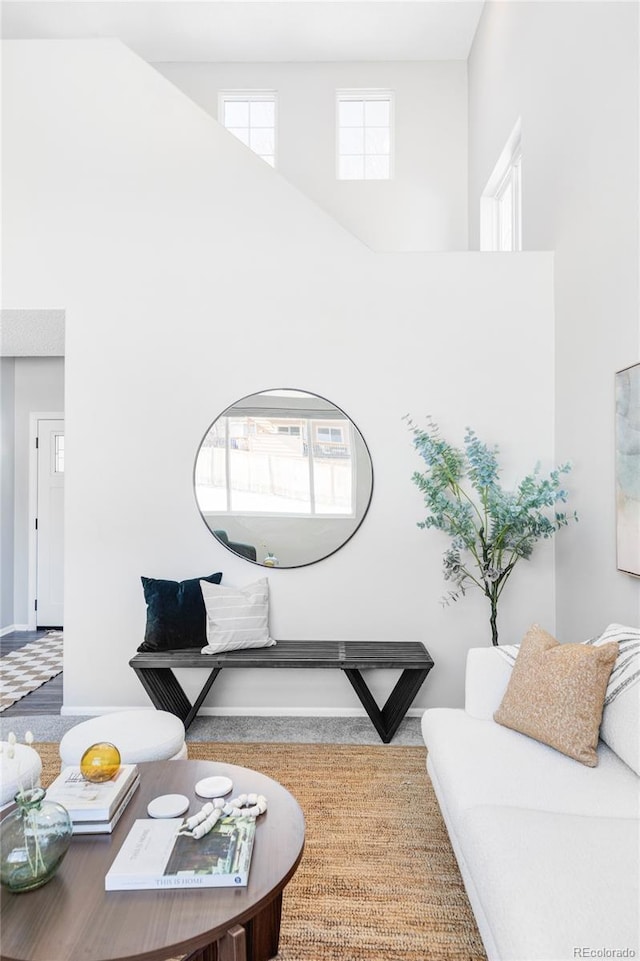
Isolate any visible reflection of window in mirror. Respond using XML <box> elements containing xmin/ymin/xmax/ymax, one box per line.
<box><xmin>316</xmin><ymin>425</ymin><xmax>344</xmax><ymax>445</ymax></box>
<box><xmin>195</xmin><ymin>412</ymin><xmax>356</xmax><ymax>518</ymax></box>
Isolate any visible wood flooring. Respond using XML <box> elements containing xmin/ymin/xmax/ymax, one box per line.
<box><xmin>0</xmin><ymin>630</ymin><xmax>63</xmax><ymax>716</ymax></box>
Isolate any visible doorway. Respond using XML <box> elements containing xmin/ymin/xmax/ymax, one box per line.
<box><xmin>29</xmin><ymin>414</ymin><xmax>64</xmax><ymax>628</ymax></box>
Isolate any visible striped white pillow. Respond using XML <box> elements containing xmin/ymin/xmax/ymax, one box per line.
<box><xmin>199</xmin><ymin>578</ymin><xmax>276</xmax><ymax>654</ymax></box>
<box><xmin>585</xmin><ymin>623</ymin><xmax>639</xmax><ymax>773</ymax></box>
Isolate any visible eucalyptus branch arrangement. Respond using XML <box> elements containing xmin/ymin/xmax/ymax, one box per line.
<box><xmin>406</xmin><ymin>417</ymin><xmax>578</xmax><ymax>645</ymax></box>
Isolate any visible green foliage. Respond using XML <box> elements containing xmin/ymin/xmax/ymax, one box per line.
<box><xmin>406</xmin><ymin>417</ymin><xmax>578</xmax><ymax>644</ymax></box>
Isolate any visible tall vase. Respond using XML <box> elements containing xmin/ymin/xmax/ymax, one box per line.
<box><xmin>0</xmin><ymin>787</ymin><xmax>72</xmax><ymax>892</ymax></box>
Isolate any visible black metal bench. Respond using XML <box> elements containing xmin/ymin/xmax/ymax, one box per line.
<box><xmin>129</xmin><ymin>640</ymin><xmax>434</xmax><ymax>744</ymax></box>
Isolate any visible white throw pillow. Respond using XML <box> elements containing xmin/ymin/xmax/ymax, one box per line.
<box><xmin>199</xmin><ymin>578</ymin><xmax>276</xmax><ymax>654</ymax></box>
<box><xmin>587</xmin><ymin>623</ymin><xmax>639</xmax><ymax>774</ymax></box>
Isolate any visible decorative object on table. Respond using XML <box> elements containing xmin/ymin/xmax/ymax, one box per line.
<box><xmin>199</xmin><ymin>577</ymin><xmax>276</xmax><ymax>654</ymax></box>
<box><xmin>80</xmin><ymin>741</ymin><xmax>121</xmax><ymax>782</ymax></box>
<box><xmin>147</xmin><ymin>794</ymin><xmax>190</xmax><ymax>819</ymax></box>
<box><xmin>406</xmin><ymin>417</ymin><xmax>578</xmax><ymax>645</ymax></box>
<box><xmin>105</xmin><ymin>814</ymin><xmax>257</xmax><ymax>890</ymax></box>
<box><xmin>195</xmin><ymin>775</ymin><xmax>233</xmax><ymax>798</ymax></box>
<box><xmin>181</xmin><ymin>793</ymin><xmax>267</xmax><ymax>839</ymax></box>
<box><xmin>137</xmin><ymin>571</ymin><xmax>223</xmax><ymax>653</ymax></box>
<box><xmin>615</xmin><ymin>362</ymin><xmax>640</xmax><ymax>577</ymax></box>
<box><xmin>0</xmin><ymin>736</ymin><xmax>42</xmax><ymax>809</ymax></box>
<box><xmin>263</xmin><ymin>552</ymin><xmax>279</xmax><ymax>567</ymax></box>
<box><xmin>0</xmin><ymin>732</ymin><xmax>73</xmax><ymax>892</ymax></box>
<box><xmin>46</xmin><ymin>763</ymin><xmax>139</xmax><ymax>834</ymax></box>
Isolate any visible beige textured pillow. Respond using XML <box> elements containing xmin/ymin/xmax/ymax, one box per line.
<box><xmin>493</xmin><ymin>624</ymin><xmax>619</xmax><ymax>766</ymax></box>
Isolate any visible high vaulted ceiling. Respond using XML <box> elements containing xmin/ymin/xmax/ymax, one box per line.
<box><xmin>1</xmin><ymin>1</ymin><xmax>485</xmax><ymax>63</ymax></box>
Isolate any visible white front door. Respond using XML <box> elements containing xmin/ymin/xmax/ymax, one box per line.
<box><xmin>36</xmin><ymin>418</ymin><xmax>64</xmax><ymax>627</ymax></box>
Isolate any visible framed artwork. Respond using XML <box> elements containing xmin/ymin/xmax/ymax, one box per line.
<box><xmin>615</xmin><ymin>362</ymin><xmax>640</xmax><ymax>577</ymax></box>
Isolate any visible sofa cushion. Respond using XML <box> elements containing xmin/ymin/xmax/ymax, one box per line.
<box><xmin>456</xmin><ymin>804</ymin><xmax>639</xmax><ymax>961</ymax></box>
<box><xmin>599</xmin><ymin>682</ymin><xmax>640</xmax><ymax>775</ymax></box>
<box><xmin>138</xmin><ymin>572</ymin><xmax>223</xmax><ymax>653</ymax></box>
<box><xmin>493</xmin><ymin>624</ymin><xmax>618</xmax><ymax>766</ymax></box>
<box><xmin>494</xmin><ymin>623</ymin><xmax>640</xmax><ymax>772</ymax></box>
<box><xmin>421</xmin><ymin>708</ymin><xmax>640</xmax><ymax>821</ymax></box>
<box><xmin>465</xmin><ymin>646</ymin><xmax>513</xmax><ymax>719</ymax></box>
<box><xmin>588</xmin><ymin>623</ymin><xmax>640</xmax><ymax>774</ymax></box>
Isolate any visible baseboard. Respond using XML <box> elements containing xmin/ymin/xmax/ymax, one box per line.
<box><xmin>0</xmin><ymin>623</ymin><xmax>30</xmax><ymax>636</ymax></box>
<box><xmin>61</xmin><ymin>705</ymin><xmax>426</xmax><ymax>718</ymax></box>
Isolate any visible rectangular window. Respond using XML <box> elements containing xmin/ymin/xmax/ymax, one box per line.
<box><xmin>54</xmin><ymin>434</ymin><xmax>64</xmax><ymax>473</ymax></box>
<box><xmin>337</xmin><ymin>90</ymin><xmax>393</xmax><ymax>180</ymax></box>
<box><xmin>218</xmin><ymin>91</ymin><xmax>277</xmax><ymax>167</ymax></box>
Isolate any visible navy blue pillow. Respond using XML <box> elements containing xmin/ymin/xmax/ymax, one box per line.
<box><xmin>138</xmin><ymin>573</ymin><xmax>223</xmax><ymax>652</ymax></box>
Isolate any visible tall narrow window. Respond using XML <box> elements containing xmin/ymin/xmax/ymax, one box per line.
<box><xmin>480</xmin><ymin>119</ymin><xmax>522</xmax><ymax>251</ymax></box>
<box><xmin>54</xmin><ymin>434</ymin><xmax>64</xmax><ymax>473</ymax></box>
<box><xmin>336</xmin><ymin>90</ymin><xmax>393</xmax><ymax>180</ymax></box>
<box><xmin>218</xmin><ymin>91</ymin><xmax>277</xmax><ymax>167</ymax></box>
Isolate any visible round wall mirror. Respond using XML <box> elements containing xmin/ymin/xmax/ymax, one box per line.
<box><xmin>194</xmin><ymin>389</ymin><xmax>374</xmax><ymax>568</ymax></box>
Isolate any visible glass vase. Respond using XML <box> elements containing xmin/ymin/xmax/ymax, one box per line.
<box><xmin>0</xmin><ymin>787</ymin><xmax>72</xmax><ymax>893</ymax></box>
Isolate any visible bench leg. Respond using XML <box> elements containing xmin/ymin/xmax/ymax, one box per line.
<box><xmin>184</xmin><ymin>668</ymin><xmax>222</xmax><ymax>729</ymax></box>
<box><xmin>343</xmin><ymin>667</ymin><xmax>432</xmax><ymax>743</ymax></box>
<box><xmin>131</xmin><ymin>666</ymin><xmax>192</xmax><ymax>721</ymax></box>
<box><xmin>131</xmin><ymin>666</ymin><xmax>222</xmax><ymax>731</ymax></box>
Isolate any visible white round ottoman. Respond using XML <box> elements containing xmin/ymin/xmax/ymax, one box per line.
<box><xmin>0</xmin><ymin>742</ymin><xmax>43</xmax><ymax>808</ymax></box>
<box><xmin>59</xmin><ymin>711</ymin><xmax>187</xmax><ymax>768</ymax></box>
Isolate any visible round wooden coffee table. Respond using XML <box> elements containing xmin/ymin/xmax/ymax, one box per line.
<box><xmin>0</xmin><ymin>759</ymin><xmax>305</xmax><ymax>961</ymax></box>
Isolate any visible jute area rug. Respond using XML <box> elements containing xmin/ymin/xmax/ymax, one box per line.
<box><xmin>36</xmin><ymin>741</ymin><xmax>486</xmax><ymax>961</ymax></box>
<box><xmin>0</xmin><ymin>633</ymin><xmax>63</xmax><ymax>713</ymax></box>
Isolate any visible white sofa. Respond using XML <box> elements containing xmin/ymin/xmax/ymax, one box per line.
<box><xmin>421</xmin><ymin>646</ymin><xmax>640</xmax><ymax>961</ymax></box>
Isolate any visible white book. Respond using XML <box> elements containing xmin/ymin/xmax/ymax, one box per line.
<box><xmin>47</xmin><ymin>764</ymin><xmax>139</xmax><ymax>822</ymax></box>
<box><xmin>105</xmin><ymin>816</ymin><xmax>256</xmax><ymax>891</ymax></box>
<box><xmin>71</xmin><ymin>776</ymin><xmax>140</xmax><ymax>835</ymax></box>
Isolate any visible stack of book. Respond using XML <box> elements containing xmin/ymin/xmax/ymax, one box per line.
<box><xmin>47</xmin><ymin>763</ymin><xmax>140</xmax><ymax>835</ymax></box>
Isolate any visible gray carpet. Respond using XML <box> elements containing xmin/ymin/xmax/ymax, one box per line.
<box><xmin>0</xmin><ymin>713</ymin><xmax>425</xmax><ymax>746</ymax></box>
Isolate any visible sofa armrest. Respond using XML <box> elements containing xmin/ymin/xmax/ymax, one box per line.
<box><xmin>464</xmin><ymin>647</ymin><xmax>514</xmax><ymax>719</ymax></box>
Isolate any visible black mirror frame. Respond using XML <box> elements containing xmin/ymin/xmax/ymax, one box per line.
<box><xmin>193</xmin><ymin>387</ymin><xmax>374</xmax><ymax>569</ymax></box>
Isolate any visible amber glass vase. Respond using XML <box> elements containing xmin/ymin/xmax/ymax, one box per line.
<box><xmin>0</xmin><ymin>787</ymin><xmax>72</xmax><ymax>893</ymax></box>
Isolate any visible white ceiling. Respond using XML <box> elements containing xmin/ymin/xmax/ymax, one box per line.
<box><xmin>1</xmin><ymin>1</ymin><xmax>485</xmax><ymax>63</ymax></box>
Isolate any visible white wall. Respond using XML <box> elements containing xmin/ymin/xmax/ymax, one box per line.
<box><xmin>155</xmin><ymin>60</ymin><xmax>468</xmax><ymax>253</ymax></box>
<box><xmin>468</xmin><ymin>1</ymin><xmax>640</xmax><ymax>638</ymax></box>
<box><xmin>11</xmin><ymin>357</ymin><xmax>65</xmax><ymax>626</ymax></box>
<box><xmin>3</xmin><ymin>40</ymin><xmax>556</xmax><ymax>715</ymax></box>
<box><xmin>1</xmin><ymin>358</ymin><xmax>15</xmax><ymax>629</ymax></box>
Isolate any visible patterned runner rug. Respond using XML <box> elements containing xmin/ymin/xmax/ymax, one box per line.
<box><xmin>0</xmin><ymin>633</ymin><xmax>63</xmax><ymax>713</ymax></box>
